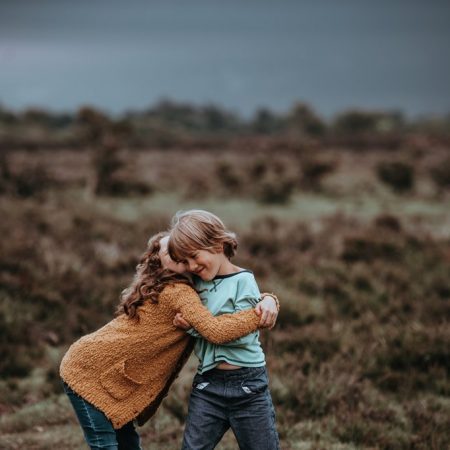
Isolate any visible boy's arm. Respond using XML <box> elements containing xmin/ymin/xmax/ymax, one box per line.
<box><xmin>163</xmin><ymin>284</ymin><xmax>261</xmax><ymax>345</ymax></box>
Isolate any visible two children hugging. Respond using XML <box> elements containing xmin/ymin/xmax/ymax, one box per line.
<box><xmin>60</xmin><ymin>209</ymin><xmax>280</xmax><ymax>450</ymax></box>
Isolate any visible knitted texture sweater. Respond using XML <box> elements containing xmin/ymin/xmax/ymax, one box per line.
<box><xmin>60</xmin><ymin>283</ymin><xmax>260</xmax><ymax>429</ymax></box>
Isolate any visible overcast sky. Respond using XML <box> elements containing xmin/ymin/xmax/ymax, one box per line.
<box><xmin>1</xmin><ymin>0</ymin><xmax>449</xmax><ymax>117</ymax></box>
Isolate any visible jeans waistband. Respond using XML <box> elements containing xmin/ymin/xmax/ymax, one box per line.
<box><xmin>201</xmin><ymin>365</ymin><xmax>266</xmax><ymax>380</ymax></box>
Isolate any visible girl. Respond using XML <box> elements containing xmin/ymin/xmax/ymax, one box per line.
<box><xmin>60</xmin><ymin>231</ymin><xmax>279</xmax><ymax>450</ymax></box>
<box><xmin>168</xmin><ymin>210</ymin><xmax>280</xmax><ymax>450</ymax></box>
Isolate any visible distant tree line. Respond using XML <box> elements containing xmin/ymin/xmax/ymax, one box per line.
<box><xmin>1</xmin><ymin>100</ymin><xmax>450</xmax><ymax>150</ymax></box>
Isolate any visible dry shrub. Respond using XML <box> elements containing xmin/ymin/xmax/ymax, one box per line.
<box><xmin>274</xmin><ymin>325</ymin><xmax>341</xmax><ymax>368</ymax></box>
<box><xmin>215</xmin><ymin>160</ymin><xmax>242</xmax><ymax>193</ymax></box>
<box><xmin>364</xmin><ymin>325</ymin><xmax>449</xmax><ymax>395</ymax></box>
<box><xmin>342</xmin><ymin>234</ymin><xmax>403</xmax><ymax>263</ymax></box>
<box><xmin>406</xmin><ymin>397</ymin><xmax>450</xmax><ymax>450</ymax></box>
<box><xmin>332</xmin><ymin>413</ymin><xmax>412</xmax><ymax>449</ymax></box>
<box><xmin>430</xmin><ymin>156</ymin><xmax>450</xmax><ymax>190</ymax></box>
<box><xmin>183</xmin><ymin>177</ymin><xmax>213</xmax><ymax>200</ymax></box>
<box><xmin>238</xmin><ymin>216</ymin><xmax>314</xmax><ymax>285</ymax></box>
<box><xmin>275</xmin><ymin>304</ymin><xmax>304</xmax><ymax>328</ymax></box>
<box><xmin>300</xmin><ymin>158</ymin><xmax>336</xmax><ymax>190</ymax></box>
<box><xmin>374</xmin><ymin>213</ymin><xmax>402</xmax><ymax>232</ymax></box>
<box><xmin>0</xmin><ymin>308</ymin><xmax>42</xmax><ymax>377</ymax></box>
<box><xmin>376</xmin><ymin>161</ymin><xmax>415</xmax><ymax>193</ymax></box>
<box><xmin>341</xmin><ymin>216</ymin><xmax>407</xmax><ymax>264</ymax></box>
<box><xmin>213</xmin><ymin>157</ymin><xmax>298</xmax><ymax>203</ymax></box>
<box><xmin>255</xmin><ymin>174</ymin><xmax>296</xmax><ymax>204</ymax></box>
<box><xmin>251</xmin><ymin>158</ymin><xmax>298</xmax><ymax>204</ymax></box>
<box><xmin>0</xmin><ymin>156</ymin><xmax>55</xmax><ymax>198</ymax></box>
<box><xmin>92</xmin><ymin>141</ymin><xmax>153</xmax><ymax>197</ymax></box>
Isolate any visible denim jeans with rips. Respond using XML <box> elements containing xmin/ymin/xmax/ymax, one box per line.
<box><xmin>62</xmin><ymin>380</ymin><xmax>142</xmax><ymax>450</ymax></box>
<box><xmin>181</xmin><ymin>366</ymin><xmax>280</xmax><ymax>450</ymax></box>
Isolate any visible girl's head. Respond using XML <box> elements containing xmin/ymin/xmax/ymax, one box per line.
<box><xmin>168</xmin><ymin>209</ymin><xmax>238</xmax><ymax>280</ymax></box>
<box><xmin>117</xmin><ymin>231</ymin><xmax>191</xmax><ymax>318</ymax></box>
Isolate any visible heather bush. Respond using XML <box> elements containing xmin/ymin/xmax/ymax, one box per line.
<box><xmin>373</xmin><ymin>213</ymin><xmax>402</xmax><ymax>232</ymax></box>
<box><xmin>364</xmin><ymin>326</ymin><xmax>449</xmax><ymax>395</ymax></box>
<box><xmin>92</xmin><ymin>139</ymin><xmax>123</xmax><ymax>195</ymax></box>
<box><xmin>215</xmin><ymin>160</ymin><xmax>242</xmax><ymax>194</ymax></box>
<box><xmin>210</xmin><ymin>157</ymin><xmax>301</xmax><ymax>203</ymax></box>
<box><xmin>255</xmin><ymin>173</ymin><xmax>296</xmax><ymax>204</ymax></box>
<box><xmin>92</xmin><ymin>140</ymin><xmax>153</xmax><ymax>196</ymax></box>
<box><xmin>0</xmin><ymin>308</ymin><xmax>39</xmax><ymax>377</ymax></box>
<box><xmin>430</xmin><ymin>156</ymin><xmax>450</xmax><ymax>190</ymax></box>
<box><xmin>376</xmin><ymin>161</ymin><xmax>414</xmax><ymax>193</ymax></box>
<box><xmin>275</xmin><ymin>303</ymin><xmax>304</xmax><ymax>328</ymax></box>
<box><xmin>300</xmin><ymin>157</ymin><xmax>336</xmax><ymax>190</ymax></box>
<box><xmin>0</xmin><ymin>154</ymin><xmax>54</xmax><ymax>197</ymax></box>
<box><xmin>341</xmin><ymin>234</ymin><xmax>403</xmax><ymax>263</ymax></box>
<box><xmin>183</xmin><ymin>177</ymin><xmax>213</xmax><ymax>200</ymax></box>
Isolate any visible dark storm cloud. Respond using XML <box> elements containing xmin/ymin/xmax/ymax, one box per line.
<box><xmin>1</xmin><ymin>0</ymin><xmax>449</xmax><ymax>116</ymax></box>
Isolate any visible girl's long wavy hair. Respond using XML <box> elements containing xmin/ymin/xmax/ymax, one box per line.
<box><xmin>117</xmin><ymin>231</ymin><xmax>193</xmax><ymax>319</ymax></box>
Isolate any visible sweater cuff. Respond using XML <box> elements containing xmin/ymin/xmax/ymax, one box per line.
<box><xmin>260</xmin><ymin>292</ymin><xmax>280</xmax><ymax>311</ymax></box>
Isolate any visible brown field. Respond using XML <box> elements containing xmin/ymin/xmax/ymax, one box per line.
<box><xmin>0</xmin><ymin>106</ymin><xmax>449</xmax><ymax>449</ymax></box>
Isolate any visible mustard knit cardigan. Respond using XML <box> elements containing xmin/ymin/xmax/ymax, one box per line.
<box><xmin>60</xmin><ymin>283</ymin><xmax>260</xmax><ymax>429</ymax></box>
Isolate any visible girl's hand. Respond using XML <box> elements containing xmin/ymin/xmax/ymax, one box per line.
<box><xmin>255</xmin><ymin>295</ymin><xmax>279</xmax><ymax>329</ymax></box>
<box><xmin>173</xmin><ymin>313</ymin><xmax>191</xmax><ymax>330</ymax></box>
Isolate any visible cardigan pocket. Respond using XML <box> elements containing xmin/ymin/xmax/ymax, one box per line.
<box><xmin>100</xmin><ymin>360</ymin><xmax>144</xmax><ymax>400</ymax></box>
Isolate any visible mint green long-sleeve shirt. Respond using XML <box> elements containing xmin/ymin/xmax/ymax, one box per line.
<box><xmin>188</xmin><ymin>270</ymin><xmax>265</xmax><ymax>374</ymax></box>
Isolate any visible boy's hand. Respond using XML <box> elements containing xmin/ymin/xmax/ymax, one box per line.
<box><xmin>173</xmin><ymin>313</ymin><xmax>191</xmax><ymax>330</ymax></box>
<box><xmin>255</xmin><ymin>295</ymin><xmax>278</xmax><ymax>329</ymax></box>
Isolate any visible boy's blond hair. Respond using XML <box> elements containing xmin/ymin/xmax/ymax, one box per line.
<box><xmin>168</xmin><ymin>210</ymin><xmax>237</xmax><ymax>261</ymax></box>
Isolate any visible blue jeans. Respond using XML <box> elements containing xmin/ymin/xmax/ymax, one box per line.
<box><xmin>62</xmin><ymin>381</ymin><xmax>142</xmax><ymax>450</ymax></box>
<box><xmin>181</xmin><ymin>366</ymin><xmax>280</xmax><ymax>450</ymax></box>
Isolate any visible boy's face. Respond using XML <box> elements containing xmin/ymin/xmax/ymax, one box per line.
<box><xmin>159</xmin><ymin>237</ymin><xmax>188</xmax><ymax>274</ymax></box>
<box><xmin>182</xmin><ymin>249</ymin><xmax>223</xmax><ymax>281</ymax></box>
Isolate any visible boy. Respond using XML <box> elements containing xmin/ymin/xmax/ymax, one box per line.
<box><xmin>169</xmin><ymin>210</ymin><xmax>280</xmax><ymax>450</ymax></box>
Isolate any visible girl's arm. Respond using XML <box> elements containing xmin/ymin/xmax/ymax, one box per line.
<box><xmin>191</xmin><ymin>295</ymin><xmax>263</xmax><ymax>347</ymax></box>
<box><xmin>175</xmin><ymin>294</ymin><xmax>279</xmax><ymax>334</ymax></box>
<box><xmin>162</xmin><ymin>284</ymin><xmax>262</xmax><ymax>345</ymax></box>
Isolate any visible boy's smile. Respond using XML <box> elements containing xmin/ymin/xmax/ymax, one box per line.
<box><xmin>184</xmin><ymin>250</ymin><xmax>219</xmax><ymax>281</ymax></box>
<box><xmin>185</xmin><ymin>249</ymin><xmax>239</xmax><ymax>281</ymax></box>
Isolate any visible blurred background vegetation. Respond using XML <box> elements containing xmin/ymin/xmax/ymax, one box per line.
<box><xmin>0</xmin><ymin>101</ymin><xmax>449</xmax><ymax>449</ymax></box>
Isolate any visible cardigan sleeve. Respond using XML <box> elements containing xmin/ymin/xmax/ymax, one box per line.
<box><xmin>161</xmin><ymin>284</ymin><xmax>260</xmax><ymax>345</ymax></box>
